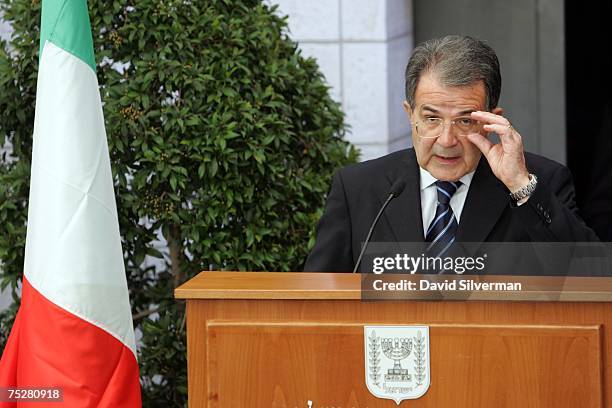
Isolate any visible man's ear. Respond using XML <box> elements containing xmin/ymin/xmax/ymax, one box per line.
<box><xmin>492</xmin><ymin>106</ymin><xmax>504</xmax><ymax>116</ymax></box>
<box><xmin>403</xmin><ymin>101</ymin><xmax>413</xmax><ymax>120</ymax></box>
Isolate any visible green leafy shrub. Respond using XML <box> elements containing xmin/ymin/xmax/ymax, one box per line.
<box><xmin>0</xmin><ymin>0</ymin><xmax>357</xmax><ymax>406</ymax></box>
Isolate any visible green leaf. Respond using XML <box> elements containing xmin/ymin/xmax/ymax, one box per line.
<box><xmin>210</xmin><ymin>160</ymin><xmax>218</xmax><ymax>177</ymax></box>
<box><xmin>186</xmin><ymin>116</ymin><xmax>200</xmax><ymax>126</ymax></box>
<box><xmin>253</xmin><ymin>149</ymin><xmax>265</xmax><ymax>163</ymax></box>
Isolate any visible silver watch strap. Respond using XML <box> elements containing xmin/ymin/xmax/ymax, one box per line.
<box><xmin>509</xmin><ymin>173</ymin><xmax>538</xmax><ymax>201</ymax></box>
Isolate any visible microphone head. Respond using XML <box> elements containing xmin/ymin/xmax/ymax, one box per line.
<box><xmin>389</xmin><ymin>179</ymin><xmax>406</xmax><ymax>197</ymax></box>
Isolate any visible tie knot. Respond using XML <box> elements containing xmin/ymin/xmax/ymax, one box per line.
<box><xmin>435</xmin><ymin>180</ymin><xmax>460</xmax><ymax>205</ymax></box>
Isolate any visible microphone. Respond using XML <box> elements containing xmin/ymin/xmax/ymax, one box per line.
<box><xmin>352</xmin><ymin>179</ymin><xmax>407</xmax><ymax>273</ymax></box>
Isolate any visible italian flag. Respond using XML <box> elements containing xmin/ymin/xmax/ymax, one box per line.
<box><xmin>0</xmin><ymin>0</ymin><xmax>141</xmax><ymax>406</ymax></box>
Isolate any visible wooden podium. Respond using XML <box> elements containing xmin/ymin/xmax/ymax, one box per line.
<box><xmin>175</xmin><ymin>272</ymin><xmax>612</xmax><ymax>407</ymax></box>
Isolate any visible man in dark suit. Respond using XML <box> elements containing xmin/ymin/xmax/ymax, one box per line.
<box><xmin>305</xmin><ymin>35</ymin><xmax>599</xmax><ymax>273</ymax></box>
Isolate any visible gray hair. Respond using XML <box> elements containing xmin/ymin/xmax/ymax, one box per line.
<box><xmin>404</xmin><ymin>35</ymin><xmax>501</xmax><ymax>111</ymax></box>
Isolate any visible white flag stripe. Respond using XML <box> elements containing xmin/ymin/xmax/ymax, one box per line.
<box><xmin>24</xmin><ymin>41</ymin><xmax>135</xmax><ymax>355</ymax></box>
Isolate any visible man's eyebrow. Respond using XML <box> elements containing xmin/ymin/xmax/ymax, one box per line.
<box><xmin>456</xmin><ymin>109</ymin><xmax>478</xmax><ymax>115</ymax></box>
<box><xmin>420</xmin><ymin>105</ymin><xmax>478</xmax><ymax>116</ymax></box>
<box><xmin>420</xmin><ymin>105</ymin><xmax>440</xmax><ymax>113</ymax></box>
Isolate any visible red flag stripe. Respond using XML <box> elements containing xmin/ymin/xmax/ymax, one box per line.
<box><xmin>0</xmin><ymin>277</ymin><xmax>141</xmax><ymax>407</ymax></box>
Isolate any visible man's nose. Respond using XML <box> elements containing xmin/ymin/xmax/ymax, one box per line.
<box><xmin>436</xmin><ymin>122</ymin><xmax>458</xmax><ymax>147</ymax></box>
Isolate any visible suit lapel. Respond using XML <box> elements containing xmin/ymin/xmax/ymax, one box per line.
<box><xmin>382</xmin><ymin>149</ymin><xmax>425</xmax><ymax>242</ymax></box>
<box><xmin>455</xmin><ymin>157</ymin><xmax>509</xmax><ymax>242</ymax></box>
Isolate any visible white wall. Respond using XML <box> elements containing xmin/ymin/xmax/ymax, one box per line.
<box><xmin>0</xmin><ymin>283</ymin><xmax>13</xmax><ymax>311</ymax></box>
<box><xmin>271</xmin><ymin>0</ymin><xmax>414</xmax><ymax>161</ymax></box>
<box><xmin>0</xmin><ymin>11</ymin><xmax>11</xmax><ymax>41</ymax></box>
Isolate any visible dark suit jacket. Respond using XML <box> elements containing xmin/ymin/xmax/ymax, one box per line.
<box><xmin>304</xmin><ymin>148</ymin><xmax>600</xmax><ymax>273</ymax></box>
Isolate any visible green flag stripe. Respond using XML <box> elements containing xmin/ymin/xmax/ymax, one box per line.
<box><xmin>40</xmin><ymin>0</ymin><xmax>96</xmax><ymax>72</ymax></box>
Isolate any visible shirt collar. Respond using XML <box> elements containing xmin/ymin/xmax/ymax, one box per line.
<box><xmin>419</xmin><ymin>166</ymin><xmax>475</xmax><ymax>191</ymax></box>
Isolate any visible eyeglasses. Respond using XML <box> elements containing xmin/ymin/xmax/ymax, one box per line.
<box><xmin>414</xmin><ymin>116</ymin><xmax>484</xmax><ymax>139</ymax></box>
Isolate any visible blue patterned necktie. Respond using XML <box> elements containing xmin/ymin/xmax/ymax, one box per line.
<box><xmin>425</xmin><ymin>180</ymin><xmax>461</xmax><ymax>259</ymax></box>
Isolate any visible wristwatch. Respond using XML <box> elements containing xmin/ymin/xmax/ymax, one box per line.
<box><xmin>509</xmin><ymin>173</ymin><xmax>538</xmax><ymax>202</ymax></box>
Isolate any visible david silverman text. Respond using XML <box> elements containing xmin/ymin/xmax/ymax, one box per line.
<box><xmin>372</xmin><ymin>279</ymin><xmax>522</xmax><ymax>291</ymax></box>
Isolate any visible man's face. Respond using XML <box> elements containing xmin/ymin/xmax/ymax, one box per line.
<box><xmin>404</xmin><ymin>72</ymin><xmax>500</xmax><ymax>181</ymax></box>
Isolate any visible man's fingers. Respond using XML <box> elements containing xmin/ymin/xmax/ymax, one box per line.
<box><xmin>466</xmin><ymin>133</ymin><xmax>494</xmax><ymax>158</ymax></box>
<box><xmin>483</xmin><ymin>123</ymin><xmax>520</xmax><ymax>144</ymax></box>
<box><xmin>471</xmin><ymin>111</ymin><xmax>510</xmax><ymax>126</ymax></box>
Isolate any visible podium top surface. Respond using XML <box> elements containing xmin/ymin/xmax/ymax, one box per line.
<box><xmin>175</xmin><ymin>272</ymin><xmax>360</xmax><ymax>300</ymax></box>
<box><xmin>174</xmin><ymin>272</ymin><xmax>612</xmax><ymax>301</ymax></box>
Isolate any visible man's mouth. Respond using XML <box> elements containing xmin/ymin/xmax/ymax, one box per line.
<box><xmin>434</xmin><ymin>154</ymin><xmax>460</xmax><ymax>165</ymax></box>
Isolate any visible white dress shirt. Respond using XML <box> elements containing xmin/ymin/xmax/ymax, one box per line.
<box><xmin>419</xmin><ymin>167</ymin><xmax>475</xmax><ymax>238</ymax></box>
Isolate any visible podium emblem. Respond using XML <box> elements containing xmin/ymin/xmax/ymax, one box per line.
<box><xmin>364</xmin><ymin>326</ymin><xmax>430</xmax><ymax>404</ymax></box>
